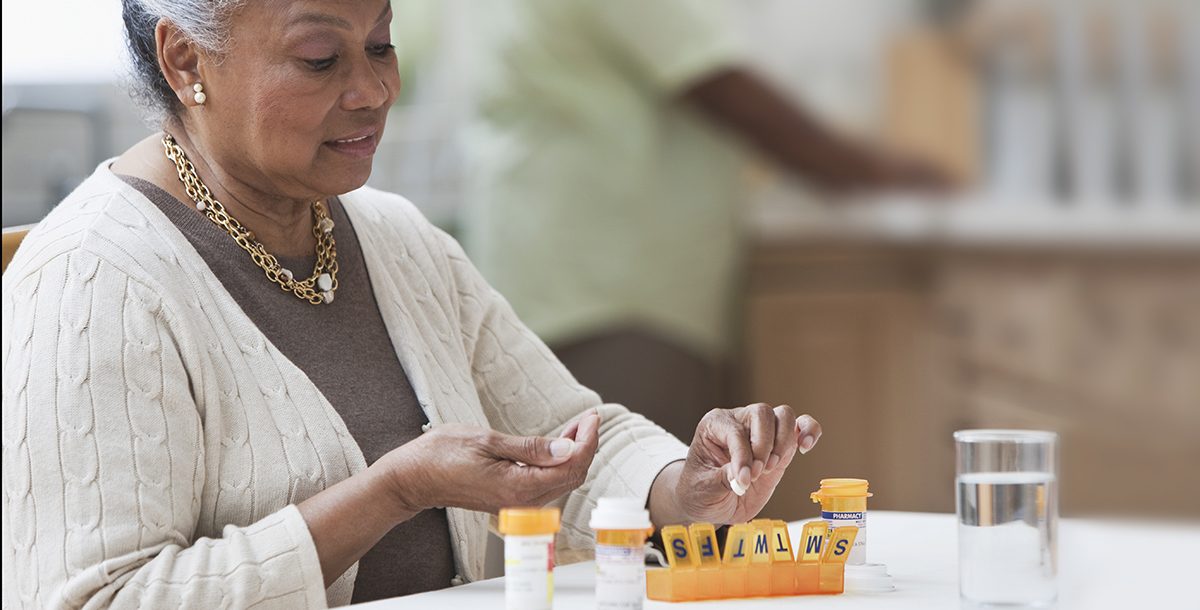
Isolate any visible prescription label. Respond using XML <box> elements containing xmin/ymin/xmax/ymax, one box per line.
<box><xmin>595</xmin><ymin>544</ymin><xmax>645</xmax><ymax>610</ymax></box>
<box><xmin>821</xmin><ymin>511</ymin><xmax>866</xmax><ymax>565</ymax></box>
<box><xmin>504</xmin><ymin>533</ymin><xmax>554</xmax><ymax>610</ymax></box>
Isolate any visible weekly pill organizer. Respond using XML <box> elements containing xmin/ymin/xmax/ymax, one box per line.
<box><xmin>646</xmin><ymin>518</ymin><xmax>857</xmax><ymax>602</ymax></box>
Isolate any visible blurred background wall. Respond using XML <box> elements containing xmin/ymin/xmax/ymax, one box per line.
<box><xmin>4</xmin><ymin>0</ymin><xmax>1197</xmax><ymax>520</ymax></box>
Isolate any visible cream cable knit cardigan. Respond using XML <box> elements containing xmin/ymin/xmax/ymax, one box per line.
<box><xmin>1</xmin><ymin>164</ymin><xmax>689</xmax><ymax>609</ymax></box>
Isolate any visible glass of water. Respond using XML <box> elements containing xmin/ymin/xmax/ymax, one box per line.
<box><xmin>955</xmin><ymin>430</ymin><xmax>1058</xmax><ymax>608</ymax></box>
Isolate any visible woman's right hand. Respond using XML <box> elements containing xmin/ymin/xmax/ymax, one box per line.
<box><xmin>377</xmin><ymin>409</ymin><xmax>602</xmax><ymax>515</ymax></box>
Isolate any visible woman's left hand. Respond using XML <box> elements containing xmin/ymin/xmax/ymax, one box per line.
<box><xmin>655</xmin><ymin>404</ymin><xmax>822</xmax><ymax>525</ymax></box>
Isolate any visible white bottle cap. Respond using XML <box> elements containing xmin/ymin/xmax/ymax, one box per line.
<box><xmin>589</xmin><ymin>497</ymin><xmax>652</xmax><ymax>531</ymax></box>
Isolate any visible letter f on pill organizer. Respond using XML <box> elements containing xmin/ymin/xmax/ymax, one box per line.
<box><xmin>689</xmin><ymin>523</ymin><xmax>721</xmax><ymax>568</ymax></box>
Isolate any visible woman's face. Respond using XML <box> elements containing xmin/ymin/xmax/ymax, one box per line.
<box><xmin>190</xmin><ymin>0</ymin><xmax>399</xmax><ymax>199</ymax></box>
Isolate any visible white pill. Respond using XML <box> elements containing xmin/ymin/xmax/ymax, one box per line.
<box><xmin>729</xmin><ymin>476</ymin><xmax>748</xmax><ymax>496</ymax></box>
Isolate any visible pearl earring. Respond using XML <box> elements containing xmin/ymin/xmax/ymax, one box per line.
<box><xmin>192</xmin><ymin>83</ymin><xmax>206</xmax><ymax>105</ymax></box>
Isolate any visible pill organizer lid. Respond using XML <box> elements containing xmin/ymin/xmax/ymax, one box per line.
<box><xmin>589</xmin><ymin>497</ymin><xmax>652</xmax><ymax>531</ymax></box>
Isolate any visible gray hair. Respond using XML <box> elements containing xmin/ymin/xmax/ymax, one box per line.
<box><xmin>121</xmin><ymin>0</ymin><xmax>245</xmax><ymax>122</ymax></box>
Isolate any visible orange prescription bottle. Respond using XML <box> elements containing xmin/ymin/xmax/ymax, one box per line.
<box><xmin>590</xmin><ymin>498</ymin><xmax>655</xmax><ymax>610</ymax></box>
<box><xmin>810</xmin><ymin>478</ymin><xmax>872</xmax><ymax>565</ymax></box>
<box><xmin>499</xmin><ymin>507</ymin><xmax>561</xmax><ymax>610</ymax></box>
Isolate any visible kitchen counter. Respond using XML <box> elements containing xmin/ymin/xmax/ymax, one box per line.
<box><xmin>747</xmin><ymin>184</ymin><xmax>1200</xmax><ymax>251</ymax></box>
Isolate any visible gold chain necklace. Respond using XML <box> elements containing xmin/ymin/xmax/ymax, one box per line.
<box><xmin>161</xmin><ymin>133</ymin><xmax>339</xmax><ymax>305</ymax></box>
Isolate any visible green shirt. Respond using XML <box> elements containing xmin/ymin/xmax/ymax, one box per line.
<box><xmin>461</xmin><ymin>0</ymin><xmax>747</xmax><ymax>356</ymax></box>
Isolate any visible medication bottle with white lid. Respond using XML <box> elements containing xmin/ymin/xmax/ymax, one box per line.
<box><xmin>498</xmin><ymin>507</ymin><xmax>560</xmax><ymax>610</ymax></box>
<box><xmin>590</xmin><ymin>497</ymin><xmax>654</xmax><ymax>610</ymax></box>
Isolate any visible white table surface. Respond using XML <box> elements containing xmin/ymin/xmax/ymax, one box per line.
<box><xmin>352</xmin><ymin>511</ymin><xmax>1199</xmax><ymax>610</ymax></box>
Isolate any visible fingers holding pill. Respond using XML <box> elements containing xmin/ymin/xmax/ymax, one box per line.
<box><xmin>674</xmin><ymin>404</ymin><xmax>824</xmax><ymax>524</ymax></box>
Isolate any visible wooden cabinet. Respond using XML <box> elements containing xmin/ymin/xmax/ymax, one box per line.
<box><xmin>744</xmin><ymin>240</ymin><xmax>1200</xmax><ymax>519</ymax></box>
<box><xmin>934</xmin><ymin>253</ymin><xmax>1200</xmax><ymax>517</ymax></box>
<box><xmin>743</xmin><ymin>242</ymin><xmax>954</xmax><ymax>516</ymax></box>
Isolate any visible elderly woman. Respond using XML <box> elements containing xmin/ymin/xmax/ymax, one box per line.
<box><xmin>1</xmin><ymin>0</ymin><xmax>822</xmax><ymax>607</ymax></box>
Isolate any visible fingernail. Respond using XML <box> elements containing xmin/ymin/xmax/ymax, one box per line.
<box><xmin>766</xmin><ymin>454</ymin><xmax>780</xmax><ymax>470</ymax></box>
<box><xmin>752</xmin><ymin>460</ymin><xmax>764</xmax><ymax>480</ymax></box>
<box><xmin>799</xmin><ymin>435</ymin><xmax>816</xmax><ymax>454</ymax></box>
<box><xmin>550</xmin><ymin>438</ymin><xmax>574</xmax><ymax>458</ymax></box>
<box><xmin>796</xmin><ymin>414</ymin><xmax>812</xmax><ymax>432</ymax></box>
<box><xmin>738</xmin><ymin>466</ymin><xmax>752</xmax><ymax>488</ymax></box>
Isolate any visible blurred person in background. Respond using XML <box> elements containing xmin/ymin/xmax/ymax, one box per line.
<box><xmin>462</xmin><ymin>0</ymin><xmax>950</xmax><ymax>441</ymax></box>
